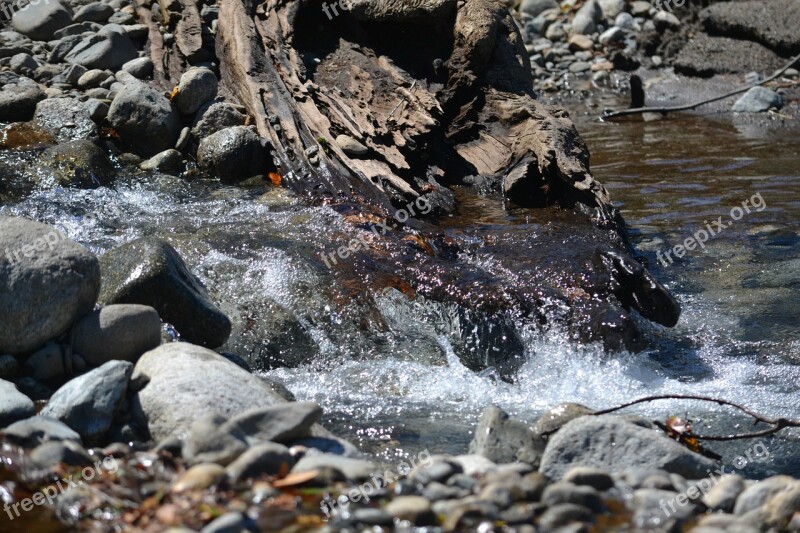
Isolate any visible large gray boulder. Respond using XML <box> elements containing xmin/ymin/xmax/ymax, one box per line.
<box><xmin>98</xmin><ymin>238</ymin><xmax>231</xmax><ymax>348</ymax></box>
<box><xmin>72</xmin><ymin>305</ymin><xmax>162</xmax><ymax>366</ymax></box>
<box><xmin>33</xmin><ymin>97</ymin><xmax>97</xmax><ymax>143</ymax></box>
<box><xmin>107</xmin><ymin>82</ymin><xmax>181</xmax><ymax>157</ymax></box>
<box><xmin>0</xmin><ymin>217</ymin><xmax>100</xmax><ymax>355</ymax></box>
<box><xmin>539</xmin><ymin>415</ymin><xmax>718</xmax><ymax>480</ymax></box>
<box><xmin>132</xmin><ymin>343</ymin><xmax>288</xmax><ymax>441</ymax></box>
<box><xmin>196</xmin><ymin>126</ymin><xmax>268</xmax><ymax>182</ymax></box>
<box><xmin>191</xmin><ymin>101</ymin><xmax>246</xmax><ymax>140</ymax></box>
<box><xmin>0</xmin><ymin>75</ymin><xmax>45</xmax><ymax>123</ymax></box>
<box><xmin>11</xmin><ymin>0</ymin><xmax>73</xmax><ymax>41</ymax></box>
<box><xmin>0</xmin><ymin>379</ymin><xmax>35</xmax><ymax>427</ymax></box>
<box><xmin>64</xmin><ymin>28</ymin><xmax>138</xmax><ymax>70</ymax></box>
<box><xmin>40</xmin><ymin>360</ymin><xmax>133</xmax><ymax>445</ymax></box>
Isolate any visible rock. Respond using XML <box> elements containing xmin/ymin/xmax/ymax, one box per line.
<box><xmin>223</xmin><ymin>402</ymin><xmax>323</xmax><ymax>445</ymax></box>
<box><xmin>201</xmin><ymin>512</ymin><xmax>251</xmax><ymax>533</ymax></box>
<box><xmin>0</xmin><ymin>76</ymin><xmax>45</xmax><ymax>123</ymax></box>
<box><xmin>85</xmin><ymin>98</ymin><xmax>109</xmax><ymax>122</ymax></box>
<box><xmin>614</xmin><ymin>12</ymin><xmax>638</xmax><ymax>31</ymax></box>
<box><xmin>292</xmin><ymin>453</ymin><xmax>377</xmax><ymax>481</ymax></box>
<box><xmin>225</xmin><ymin>442</ymin><xmax>294</xmax><ymax>481</ymax></box>
<box><xmin>542</xmin><ymin>481</ymin><xmax>604</xmax><ymax>512</ymax></box>
<box><xmin>73</xmin><ymin>2</ymin><xmax>114</xmax><ymax>23</ymax></box>
<box><xmin>196</xmin><ymin>126</ymin><xmax>268</xmax><ymax>182</ymax></box>
<box><xmin>14</xmin><ymin>377</ymin><xmax>53</xmax><ymax>403</ymax></box>
<box><xmin>673</xmin><ymin>35</ymin><xmax>785</xmax><ymax>77</ymax></box>
<box><xmin>384</xmin><ymin>496</ymin><xmax>435</xmax><ymax>524</ymax></box>
<box><xmin>571</xmin><ymin>0</ymin><xmax>600</xmax><ymax>35</ymax></box>
<box><xmin>175</xmin><ymin>127</ymin><xmax>192</xmax><ymax>151</ymax></box>
<box><xmin>9</xmin><ymin>52</ymin><xmax>38</xmax><ymax>75</ymax></box>
<box><xmin>11</xmin><ymin>0</ymin><xmax>73</xmax><ymax>41</ymax></box>
<box><xmin>121</xmin><ymin>57</ymin><xmax>154</xmax><ymax>79</ymax></box>
<box><xmin>653</xmin><ymin>10</ymin><xmax>680</xmax><ymax>30</ymax></box>
<box><xmin>172</xmin><ymin>463</ymin><xmax>227</xmax><ymax>492</ymax></box>
<box><xmin>65</xmin><ymin>29</ymin><xmax>138</xmax><ymax>70</ymax></box>
<box><xmin>563</xmin><ymin>466</ymin><xmax>615</xmax><ymax>491</ymax></box>
<box><xmin>700</xmin><ymin>475</ymin><xmax>745</xmax><ymax>513</ymax></box>
<box><xmin>0</xmin><ymin>217</ymin><xmax>100</xmax><ymax>355</ymax></box>
<box><xmin>139</xmin><ymin>149</ymin><xmax>184</xmax><ymax>174</ymax></box>
<box><xmin>23</xmin><ymin>341</ymin><xmax>86</xmax><ymax>381</ymax></box>
<box><xmin>0</xmin><ymin>355</ymin><xmax>21</xmax><ymax>380</ymax></box>
<box><xmin>190</xmin><ymin>101</ymin><xmax>246</xmax><ymax>140</ymax></box>
<box><xmin>175</xmin><ymin>67</ymin><xmax>218</xmax><ymax>115</ymax></box>
<box><xmin>629</xmin><ymin>0</ymin><xmax>651</xmax><ymax>16</ymax></box>
<box><xmin>539</xmin><ymin>415</ymin><xmax>718</xmax><ymax>480</ymax></box>
<box><xmin>35</xmin><ymin>139</ymin><xmax>115</xmax><ymax>188</ymax></box>
<box><xmin>468</xmin><ymin>404</ymin><xmax>544</xmax><ymax>467</ymax></box>
<box><xmin>531</xmin><ymin>402</ymin><xmax>593</xmax><ymax>437</ymax></box>
<box><xmin>568</xmin><ymin>61</ymin><xmax>591</xmax><ymax>73</ymax></box>
<box><xmin>72</xmin><ymin>305</ymin><xmax>162</xmax><ymax>366</ymax></box>
<box><xmin>597</xmin><ymin>0</ymin><xmax>625</xmax><ymax>20</ymax></box>
<box><xmin>30</xmin><ymin>439</ymin><xmax>93</xmax><ymax>468</ymax></box>
<box><xmin>40</xmin><ymin>360</ymin><xmax>133</xmax><ymax>445</ymax></box>
<box><xmin>732</xmin><ymin>87</ymin><xmax>783</xmax><ymax>113</ymax></box>
<box><xmin>450</xmin><ymin>454</ymin><xmax>497</xmax><ymax>476</ymax></box>
<box><xmin>734</xmin><ymin>476</ymin><xmax>796</xmax><ymax>515</ymax></box>
<box><xmin>632</xmin><ymin>487</ymin><xmax>701</xmax><ymax>527</ymax></box>
<box><xmin>132</xmin><ymin>343</ymin><xmax>288</xmax><ymax>440</ymax></box>
<box><xmin>520</xmin><ymin>0</ymin><xmax>558</xmax><ymax>17</ymax></box>
<box><xmin>4</xmin><ymin>415</ymin><xmax>82</xmax><ymax>448</ymax></box>
<box><xmin>107</xmin><ymin>82</ymin><xmax>181</xmax><ymax>157</ymax></box>
<box><xmin>335</xmin><ymin>134</ymin><xmax>369</xmax><ymax>156</ymax></box>
<box><xmin>48</xmin><ymin>34</ymin><xmax>82</xmax><ymax>63</ymax></box>
<box><xmin>63</xmin><ymin>63</ymin><xmax>87</xmax><ymax>85</ymax></box>
<box><xmin>182</xmin><ymin>413</ymin><xmax>249</xmax><ymax>466</ymax></box>
<box><xmin>98</xmin><ymin>238</ymin><xmax>231</xmax><ymax>348</ymax></box>
<box><xmin>54</xmin><ymin>22</ymin><xmax>101</xmax><ymax>39</ymax></box>
<box><xmin>33</xmin><ymin>97</ymin><xmax>97</xmax><ymax>143</ymax></box>
<box><xmin>0</xmin><ymin>379</ymin><xmax>35</xmax><ymax>427</ymax></box>
<box><xmin>764</xmin><ymin>483</ymin><xmax>800</xmax><ymax>529</ymax></box>
<box><xmin>700</xmin><ymin>0</ymin><xmax>800</xmax><ymax>56</ymax></box>
<box><xmin>568</xmin><ymin>34</ymin><xmax>593</xmax><ymax>51</ymax></box>
<box><xmin>77</xmin><ymin>68</ymin><xmax>110</xmax><ymax>89</ymax></box>
<box><xmin>544</xmin><ymin>22</ymin><xmax>565</xmax><ymax>41</ymax></box>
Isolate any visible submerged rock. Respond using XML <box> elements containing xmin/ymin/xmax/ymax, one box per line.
<box><xmin>98</xmin><ymin>238</ymin><xmax>231</xmax><ymax>348</ymax></box>
<box><xmin>132</xmin><ymin>343</ymin><xmax>288</xmax><ymax>440</ymax></box>
<box><xmin>0</xmin><ymin>217</ymin><xmax>100</xmax><ymax>355</ymax></box>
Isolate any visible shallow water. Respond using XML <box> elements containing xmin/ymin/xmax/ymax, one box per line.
<box><xmin>2</xmin><ymin>96</ymin><xmax>798</xmax><ymax>478</ymax></box>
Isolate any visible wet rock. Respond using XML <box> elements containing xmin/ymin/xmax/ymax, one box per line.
<box><xmin>33</xmin><ymin>97</ymin><xmax>97</xmax><ymax>143</ymax></box>
<box><xmin>563</xmin><ymin>466</ymin><xmax>615</xmax><ymax>491</ymax></box>
<box><xmin>72</xmin><ymin>305</ymin><xmax>162</xmax><ymax>366</ymax></box>
<box><xmin>30</xmin><ymin>439</ymin><xmax>93</xmax><ymax>468</ymax></box>
<box><xmin>73</xmin><ymin>2</ymin><xmax>114</xmax><ymax>23</ymax></box>
<box><xmin>469</xmin><ymin>404</ymin><xmax>544</xmax><ymax>466</ymax></box>
<box><xmin>175</xmin><ymin>67</ymin><xmax>218</xmax><ymax>115</ymax></box>
<box><xmin>191</xmin><ymin>101</ymin><xmax>246</xmax><ymax>140</ymax></box>
<box><xmin>172</xmin><ymin>463</ymin><xmax>227</xmax><ymax>492</ymax></box>
<box><xmin>335</xmin><ymin>134</ymin><xmax>369</xmax><ymax>156</ymax></box>
<box><xmin>65</xmin><ymin>27</ymin><xmax>138</xmax><ymax>70</ymax></box>
<box><xmin>4</xmin><ymin>415</ymin><xmax>82</xmax><ymax>447</ymax></box>
<box><xmin>702</xmin><ymin>474</ymin><xmax>746</xmax><ymax>513</ymax></box>
<box><xmin>0</xmin><ymin>217</ymin><xmax>100</xmax><ymax>355</ymax></box>
<box><xmin>40</xmin><ymin>360</ymin><xmax>133</xmax><ymax>445</ymax></box>
<box><xmin>539</xmin><ymin>415</ymin><xmax>718</xmax><ymax>480</ymax></box>
<box><xmin>23</xmin><ymin>341</ymin><xmax>86</xmax><ymax>381</ymax></box>
<box><xmin>292</xmin><ymin>453</ymin><xmax>376</xmax><ymax>481</ymax></box>
<box><xmin>36</xmin><ymin>139</ymin><xmax>115</xmax><ymax>188</ymax></box>
<box><xmin>98</xmin><ymin>238</ymin><xmax>231</xmax><ymax>347</ymax></box>
<box><xmin>674</xmin><ymin>34</ymin><xmax>785</xmax><ymax>77</ymax></box>
<box><xmin>139</xmin><ymin>149</ymin><xmax>184</xmax><ymax>174</ymax></box>
<box><xmin>0</xmin><ymin>122</ymin><xmax>55</xmax><ymax>150</ymax></box>
<box><xmin>132</xmin><ymin>343</ymin><xmax>288</xmax><ymax>440</ymax></box>
<box><xmin>700</xmin><ymin>0</ymin><xmax>800</xmax><ymax>56</ymax></box>
<box><xmin>732</xmin><ymin>87</ymin><xmax>783</xmax><ymax>113</ymax></box>
<box><xmin>222</xmin><ymin>402</ymin><xmax>323</xmax><ymax>445</ymax></box>
<box><xmin>520</xmin><ymin>0</ymin><xmax>558</xmax><ymax>17</ymax></box>
<box><xmin>0</xmin><ymin>379</ymin><xmax>35</xmax><ymax>427</ymax></box>
<box><xmin>11</xmin><ymin>0</ymin><xmax>73</xmax><ymax>41</ymax></box>
<box><xmin>734</xmin><ymin>476</ymin><xmax>796</xmax><ymax>515</ymax></box>
<box><xmin>107</xmin><ymin>82</ymin><xmax>181</xmax><ymax>157</ymax></box>
<box><xmin>196</xmin><ymin>126</ymin><xmax>269</xmax><ymax>182</ymax></box>
<box><xmin>0</xmin><ymin>75</ymin><xmax>45</xmax><ymax>123</ymax></box>
<box><xmin>121</xmin><ymin>57</ymin><xmax>154</xmax><ymax>79</ymax></box>
<box><xmin>225</xmin><ymin>442</ymin><xmax>294</xmax><ymax>481</ymax></box>
<box><xmin>183</xmin><ymin>413</ymin><xmax>248</xmax><ymax>466</ymax></box>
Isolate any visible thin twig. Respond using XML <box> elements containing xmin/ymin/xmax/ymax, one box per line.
<box><xmin>603</xmin><ymin>52</ymin><xmax>800</xmax><ymax>120</ymax></box>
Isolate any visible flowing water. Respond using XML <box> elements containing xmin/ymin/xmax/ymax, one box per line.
<box><xmin>2</xmin><ymin>94</ymin><xmax>798</xmax><ymax>478</ymax></box>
